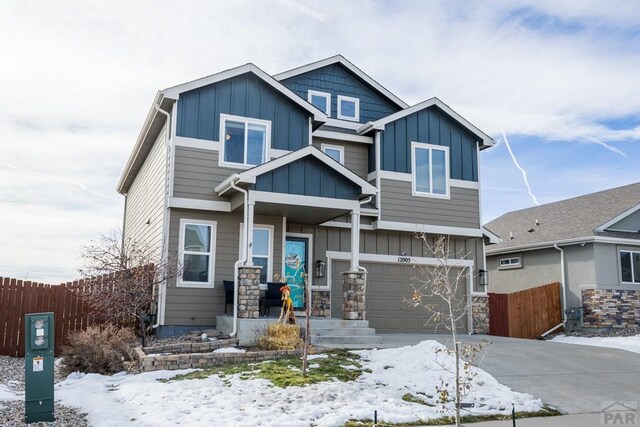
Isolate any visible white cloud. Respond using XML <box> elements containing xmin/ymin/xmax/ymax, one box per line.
<box><xmin>1</xmin><ymin>0</ymin><xmax>639</xmax><ymax>281</ymax></box>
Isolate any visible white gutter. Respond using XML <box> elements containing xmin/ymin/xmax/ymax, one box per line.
<box><xmin>229</xmin><ymin>180</ymin><xmax>249</xmax><ymax>338</ymax></box>
<box><xmin>540</xmin><ymin>243</ymin><xmax>569</xmax><ymax>338</ymax></box>
<box><xmin>486</xmin><ymin>235</ymin><xmax>640</xmax><ymax>256</ymax></box>
<box><xmin>152</xmin><ymin>101</ymin><xmax>172</xmax><ymax>330</ymax></box>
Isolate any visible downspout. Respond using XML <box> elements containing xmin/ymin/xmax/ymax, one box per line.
<box><xmin>355</xmin><ymin>196</ymin><xmax>373</xmax><ymax>275</ymax></box>
<box><xmin>152</xmin><ymin>100</ymin><xmax>171</xmax><ymax>330</ymax></box>
<box><xmin>540</xmin><ymin>244</ymin><xmax>568</xmax><ymax>337</ymax></box>
<box><xmin>230</xmin><ymin>180</ymin><xmax>249</xmax><ymax>338</ymax></box>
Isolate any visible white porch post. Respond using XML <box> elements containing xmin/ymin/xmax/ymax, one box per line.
<box><xmin>246</xmin><ymin>200</ymin><xmax>256</xmax><ymax>265</ymax></box>
<box><xmin>350</xmin><ymin>208</ymin><xmax>361</xmax><ymax>271</ymax></box>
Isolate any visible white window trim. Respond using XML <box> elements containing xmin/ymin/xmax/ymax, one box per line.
<box><xmin>321</xmin><ymin>143</ymin><xmax>345</xmax><ymax>165</ymax></box>
<box><xmin>337</xmin><ymin>95</ymin><xmax>360</xmax><ymax>122</ymax></box>
<box><xmin>411</xmin><ymin>141</ymin><xmax>450</xmax><ymax>199</ymax></box>
<box><xmin>620</xmin><ymin>249</ymin><xmax>640</xmax><ymax>284</ymax></box>
<box><xmin>308</xmin><ymin>90</ymin><xmax>331</xmax><ymax>116</ymax></box>
<box><xmin>178</xmin><ymin>219</ymin><xmax>217</xmax><ymax>288</ymax></box>
<box><xmin>498</xmin><ymin>256</ymin><xmax>522</xmax><ymax>270</ymax></box>
<box><xmin>219</xmin><ymin>114</ymin><xmax>271</xmax><ymax>169</ymax></box>
<box><xmin>239</xmin><ymin>223</ymin><xmax>274</xmax><ymax>290</ymax></box>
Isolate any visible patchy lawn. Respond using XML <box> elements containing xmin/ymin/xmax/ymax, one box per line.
<box><xmin>3</xmin><ymin>340</ymin><xmax>545</xmax><ymax>426</ymax></box>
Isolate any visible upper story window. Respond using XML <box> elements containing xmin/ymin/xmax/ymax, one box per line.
<box><xmin>220</xmin><ymin>114</ymin><xmax>271</xmax><ymax>168</ymax></box>
<box><xmin>620</xmin><ymin>250</ymin><xmax>640</xmax><ymax>284</ymax></box>
<box><xmin>179</xmin><ymin>219</ymin><xmax>217</xmax><ymax>288</ymax></box>
<box><xmin>499</xmin><ymin>256</ymin><xmax>522</xmax><ymax>269</ymax></box>
<box><xmin>337</xmin><ymin>95</ymin><xmax>360</xmax><ymax>122</ymax></box>
<box><xmin>411</xmin><ymin>142</ymin><xmax>449</xmax><ymax>198</ymax></box>
<box><xmin>308</xmin><ymin>90</ymin><xmax>331</xmax><ymax>116</ymax></box>
<box><xmin>321</xmin><ymin>143</ymin><xmax>344</xmax><ymax>164</ymax></box>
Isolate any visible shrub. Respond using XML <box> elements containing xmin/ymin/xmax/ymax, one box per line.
<box><xmin>61</xmin><ymin>325</ymin><xmax>136</xmax><ymax>375</ymax></box>
<box><xmin>256</xmin><ymin>323</ymin><xmax>302</xmax><ymax>350</ymax></box>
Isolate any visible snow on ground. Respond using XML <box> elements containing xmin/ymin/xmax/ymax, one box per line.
<box><xmin>550</xmin><ymin>334</ymin><xmax>640</xmax><ymax>354</ymax></box>
<box><xmin>2</xmin><ymin>340</ymin><xmax>543</xmax><ymax>427</ymax></box>
<box><xmin>0</xmin><ymin>384</ymin><xmax>23</xmax><ymax>401</ymax></box>
<box><xmin>212</xmin><ymin>347</ymin><xmax>246</xmax><ymax>354</ymax></box>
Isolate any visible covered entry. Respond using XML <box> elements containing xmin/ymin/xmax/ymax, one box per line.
<box><xmin>330</xmin><ymin>259</ymin><xmax>471</xmax><ymax>333</ymax></box>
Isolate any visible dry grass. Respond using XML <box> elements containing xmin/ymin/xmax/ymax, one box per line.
<box><xmin>256</xmin><ymin>323</ymin><xmax>302</xmax><ymax>350</ymax></box>
<box><xmin>61</xmin><ymin>324</ymin><xmax>136</xmax><ymax>375</ymax></box>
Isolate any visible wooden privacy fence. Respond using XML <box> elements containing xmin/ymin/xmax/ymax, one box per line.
<box><xmin>0</xmin><ymin>278</ymin><xmax>92</xmax><ymax>357</ymax></box>
<box><xmin>489</xmin><ymin>282</ymin><xmax>562</xmax><ymax>339</ymax></box>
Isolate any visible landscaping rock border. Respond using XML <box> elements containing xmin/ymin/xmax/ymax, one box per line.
<box><xmin>135</xmin><ymin>343</ymin><xmax>303</xmax><ymax>372</ymax></box>
<box><xmin>142</xmin><ymin>338</ymin><xmax>240</xmax><ymax>355</ymax></box>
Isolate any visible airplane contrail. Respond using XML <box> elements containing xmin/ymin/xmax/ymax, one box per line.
<box><xmin>501</xmin><ymin>130</ymin><xmax>540</xmax><ymax>206</ymax></box>
<box><xmin>2</xmin><ymin>163</ymin><xmax>120</xmax><ymax>202</ymax></box>
<box><xmin>586</xmin><ymin>136</ymin><xmax>626</xmax><ymax>157</ymax></box>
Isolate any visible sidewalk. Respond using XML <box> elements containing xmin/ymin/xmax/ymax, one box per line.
<box><xmin>440</xmin><ymin>412</ymin><xmax>603</xmax><ymax>426</ymax></box>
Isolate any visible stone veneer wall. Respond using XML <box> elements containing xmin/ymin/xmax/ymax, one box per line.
<box><xmin>582</xmin><ymin>288</ymin><xmax>640</xmax><ymax>328</ymax></box>
<box><xmin>472</xmin><ymin>296</ymin><xmax>490</xmax><ymax>334</ymax></box>
<box><xmin>135</xmin><ymin>346</ymin><xmax>302</xmax><ymax>372</ymax></box>
<box><xmin>342</xmin><ymin>271</ymin><xmax>366</xmax><ymax>320</ymax></box>
<box><xmin>311</xmin><ymin>290</ymin><xmax>331</xmax><ymax>317</ymax></box>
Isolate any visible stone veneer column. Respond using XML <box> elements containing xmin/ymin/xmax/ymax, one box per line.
<box><xmin>472</xmin><ymin>296</ymin><xmax>490</xmax><ymax>334</ymax></box>
<box><xmin>342</xmin><ymin>271</ymin><xmax>366</xmax><ymax>320</ymax></box>
<box><xmin>237</xmin><ymin>266</ymin><xmax>261</xmax><ymax>319</ymax></box>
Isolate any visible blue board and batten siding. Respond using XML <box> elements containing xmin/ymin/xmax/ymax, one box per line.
<box><xmin>377</xmin><ymin>106</ymin><xmax>479</xmax><ymax>181</ymax></box>
<box><xmin>253</xmin><ymin>156</ymin><xmax>360</xmax><ymax>200</ymax></box>
<box><xmin>280</xmin><ymin>64</ymin><xmax>401</xmax><ymax>124</ymax></box>
<box><xmin>176</xmin><ymin>73</ymin><xmax>309</xmax><ymax>151</ymax></box>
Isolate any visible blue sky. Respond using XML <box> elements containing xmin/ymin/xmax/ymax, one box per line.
<box><xmin>0</xmin><ymin>0</ymin><xmax>639</xmax><ymax>282</ymax></box>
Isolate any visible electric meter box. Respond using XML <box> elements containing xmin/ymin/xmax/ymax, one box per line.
<box><xmin>24</xmin><ymin>312</ymin><xmax>55</xmax><ymax>423</ymax></box>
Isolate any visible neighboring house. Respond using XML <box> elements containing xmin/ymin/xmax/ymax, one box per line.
<box><xmin>484</xmin><ymin>183</ymin><xmax>640</xmax><ymax>328</ymax></box>
<box><xmin>117</xmin><ymin>55</ymin><xmax>495</xmax><ymax>337</ymax></box>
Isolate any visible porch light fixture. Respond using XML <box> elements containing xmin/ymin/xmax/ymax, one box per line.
<box><xmin>315</xmin><ymin>260</ymin><xmax>326</xmax><ymax>279</ymax></box>
<box><xmin>478</xmin><ymin>269</ymin><xmax>488</xmax><ymax>292</ymax></box>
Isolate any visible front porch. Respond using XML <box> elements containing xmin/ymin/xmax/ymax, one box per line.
<box><xmin>216</xmin><ymin>313</ymin><xmax>381</xmax><ymax>347</ymax></box>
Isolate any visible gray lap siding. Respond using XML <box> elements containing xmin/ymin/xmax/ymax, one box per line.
<box><xmin>163</xmin><ymin>209</ymin><xmax>484</xmax><ymax>327</ymax></box>
<box><xmin>164</xmin><ymin>208</ymin><xmax>282</xmax><ymax>326</ymax></box>
<box><xmin>380</xmin><ymin>179</ymin><xmax>480</xmax><ymax>229</ymax></box>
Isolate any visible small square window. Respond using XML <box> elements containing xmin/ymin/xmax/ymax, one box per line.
<box><xmin>620</xmin><ymin>250</ymin><xmax>640</xmax><ymax>284</ymax></box>
<box><xmin>308</xmin><ymin>90</ymin><xmax>331</xmax><ymax>116</ymax></box>
<box><xmin>337</xmin><ymin>95</ymin><xmax>360</xmax><ymax>122</ymax></box>
<box><xmin>321</xmin><ymin>143</ymin><xmax>344</xmax><ymax>164</ymax></box>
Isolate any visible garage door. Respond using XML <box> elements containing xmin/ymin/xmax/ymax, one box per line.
<box><xmin>331</xmin><ymin>261</ymin><xmax>469</xmax><ymax>333</ymax></box>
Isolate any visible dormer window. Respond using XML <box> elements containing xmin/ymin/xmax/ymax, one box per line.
<box><xmin>308</xmin><ymin>90</ymin><xmax>331</xmax><ymax>116</ymax></box>
<box><xmin>337</xmin><ymin>95</ymin><xmax>360</xmax><ymax>122</ymax></box>
<box><xmin>321</xmin><ymin>143</ymin><xmax>344</xmax><ymax>164</ymax></box>
<box><xmin>220</xmin><ymin>114</ymin><xmax>270</xmax><ymax>168</ymax></box>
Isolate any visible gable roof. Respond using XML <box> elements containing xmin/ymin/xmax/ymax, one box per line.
<box><xmin>357</xmin><ymin>97</ymin><xmax>494</xmax><ymax>149</ymax></box>
<box><xmin>485</xmin><ymin>182</ymin><xmax>640</xmax><ymax>254</ymax></box>
<box><xmin>215</xmin><ymin>145</ymin><xmax>377</xmax><ymax>197</ymax></box>
<box><xmin>163</xmin><ymin>63</ymin><xmax>327</xmax><ymax>124</ymax></box>
<box><xmin>273</xmin><ymin>55</ymin><xmax>409</xmax><ymax>110</ymax></box>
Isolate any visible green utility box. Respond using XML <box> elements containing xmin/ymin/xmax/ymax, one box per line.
<box><xmin>24</xmin><ymin>312</ymin><xmax>55</xmax><ymax>423</ymax></box>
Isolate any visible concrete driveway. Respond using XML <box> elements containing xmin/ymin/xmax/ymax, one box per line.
<box><xmin>374</xmin><ymin>334</ymin><xmax>640</xmax><ymax>415</ymax></box>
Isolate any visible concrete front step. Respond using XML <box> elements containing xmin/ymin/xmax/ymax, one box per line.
<box><xmin>311</xmin><ymin>334</ymin><xmax>383</xmax><ymax>346</ymax></box>
<box><xmin>310</xmin><ymin>327</ymin><xmax>377</xmax><ymax>336</ymax></box>
<box><xmin>302</xmin><ymin>318</ymin><xmax>370</xmax><ymax>328</ymax></box>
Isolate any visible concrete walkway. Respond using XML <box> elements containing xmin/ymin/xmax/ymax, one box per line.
<box><xmin>441</xmin><ymin>412</ymin><xmax>603</xmax><ymax>426</ymax></box>
<box><xmin>351</xmin><ymin>334</ymin><xmax>640</xmax><ymax>416</ymax></box>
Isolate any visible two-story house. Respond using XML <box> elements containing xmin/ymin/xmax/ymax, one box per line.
<box><xmin>117</xmin><ymin>55</ymin><xmax>495</xmax><ymax>338</ymax></box>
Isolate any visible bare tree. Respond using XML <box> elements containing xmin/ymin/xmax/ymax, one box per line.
<box><xmin>409</xmin><ymin>234</ymin><xmax>488</xmax><ymax>426</ymax></box>
<box><xmin>79</xmin><ymin>231</ymin><xmax>179</xmax><ymax>346</ymax></box>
